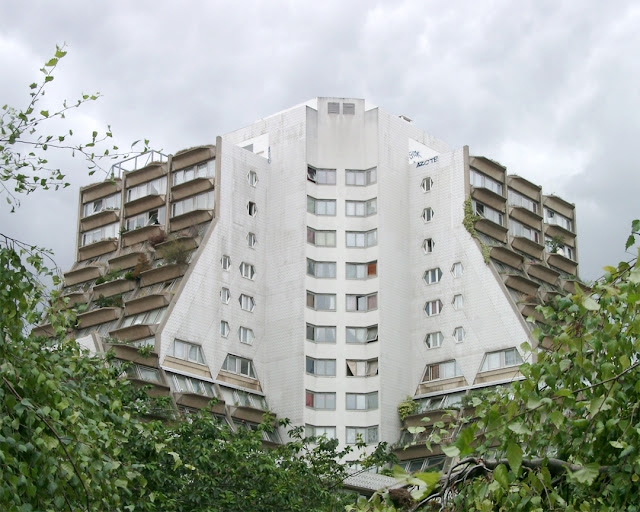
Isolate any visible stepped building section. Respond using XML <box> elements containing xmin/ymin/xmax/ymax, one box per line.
<box><xmin>37</xmin><ymin>98</ymin><xmax>579</xmax><ymax>464</ymax></box>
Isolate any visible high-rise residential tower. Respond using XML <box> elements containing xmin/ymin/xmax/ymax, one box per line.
<box><xmin>40</xmin><ymin>98</ymin><xmax>579</xmax><ymax>460</ymax></box>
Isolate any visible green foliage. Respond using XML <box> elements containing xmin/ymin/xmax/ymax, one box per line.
<box><xmin>462</xmin><ymin>198</ymin><xmax>490</xmax><ymax>264</ymax></box>
<box><xmin>398</xmin><ymin>396</ymin><xmax>419</xmax><ymax>420</ymax></box>
<box><xmin>93</xmin><ymin>293</ymin><xmax>123</xmax><ymax>308</ymax></box>
<box><xmin>157</xmin><ymin>240</ymin><xmax>190</xmax><ymax>265</ymax></box>
<box><xmin>94</xmin><ymin>269</ymin><xmax>124</xmax><ymax>285</ymax></box>
<box><xmin>545</xmin><ymin>234</ymin><xmax>566</xmax><ymax>254</ymax></box>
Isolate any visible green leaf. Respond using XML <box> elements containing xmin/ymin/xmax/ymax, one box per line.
<box><xmin>626</xmin><ymin>235</ymin><xmax>636</xmax><ymax>250</ymax></box>
<box><xmin>506</xmin><ymin>441</ymin><xmax>523</xmax><ymax>476</ymax></box>
<box><xmin>508</xmin><ymin>422</ymin><xmax>532</xmax><ymax>436</ymax></box>
<box><xmin>40</xmin><ymin>110</ymin><xmax>49</xmax><ymax>118</ymax></box>
<box><xmin>441</xmin><ymin>444</ymin><xmax>460</xmax><ymax>457</ymax></box>
<box><xmin>493</xmin><ymin>463</ymin><xmax>509</xmax><ymax>489</ymax></box>
<box><xmin>45</xmin><ymin>58</ymin><xmax>58</xmax><ymax>67</ymax></box>
<box><xmin>568</xmin><ymin>463</ymin><xmax>600</xmax><ymax>485</ymax></box>
<box><xmin>581</xmin><ymin>296</ymin><xmax>600</xmax><ymax>311</ymax></box>
<box><xmin>633</xmin><ymin>219</ymin><xmax>640</xmax><ymax>233</ymax></box>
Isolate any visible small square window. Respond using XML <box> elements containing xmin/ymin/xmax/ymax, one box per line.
<box><xmin>451</xmin><ymin>262</ymin><xmax>463</xmax><ymax>278</ymax></box>
<box><xmin>453</xmin><ymin>327</ymin><xmax>465</xmax><ymax>342</ymax></box>
<box><xmin>425</xmin><ymin>332</ymin><xmax>443</xmax><ymax>349</ymax></box>
<box><xmin>248</xmin><ymin>170</ymin><xmax>258</xmax><ymax>187</ymax></box>
<box><xmin>423</xmin><ymin>238</ymin><xmax>435</xmax><ymax>254</ymax></box>
<box><xmin>424</xmin><ymin>299</ymin><xmax>442</xmax><ymax>317</ymax></box>
<box><xmin>221</xmin><ymin>288</ymin><xmax>230</xmax><ymax>304</ymax></box>
<box><xmin>239</xmin><ymin>294</ymin><xmax>255</xmax><ymax>312</ymax></box>
<box><xmin>247</xmin><ymin>232</ymin><xmax>256</xmax><ymax>248</ymax></box>
<box><xmin>221</xmin><ymin>255</ymin><xmax>231</xmax><ymax>270</ymax></box>
<box><xmin>421</xmin><ymin>177</ymin><xmax>433</xmax><ymax>192</ymax></box>
<box><xmin>452</xmin><ymin>294</ymin><xmax>464</xmax><ymax>310</ymax></box>
<box><xmin>421</xmin><ymin>207</ymin><xmax>434</xmax><ymax>223</ymax></box>
<box><xmin>220</xmin><ymin>320</ymin><xmax>230</xmax><ymax>337</ymax></box>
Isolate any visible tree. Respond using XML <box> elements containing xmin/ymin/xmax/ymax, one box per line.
<box><xmin>352</xmin><ymin>220</ymin><xmax>640</xmax><ymax>511</ymax></box>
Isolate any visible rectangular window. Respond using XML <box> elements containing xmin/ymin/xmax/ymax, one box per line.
<box><xmin>544</xmin><ymin>208</ymin><xmax>573</xmax><ymax>232</ymax></box>
<box><xmin>239</xmin><ymin>262</ymin><xmax>255</xmax><ymax>279</ymax></box>
<box><xmin>346</xmin><ymin>229</ymin><xmax>377</xmax><ymax>248</ymax></box>
<box><xmin>306</xmin><ymin>357</ymin><xmax>336</xmax><ymax>376</ymax></box>
<box><xmin>346</xmin><ymin>293</ymin><xmax>378</xmax><ymax>312</ymax></box>
<box><xmin>508</xmin><ymin>189</ymin><xmax>538</xmax><ymax>214</ymax></box>
<box><xmin>346</xmin><ymin>426</ymin><xmax>378</xmax><ymax>444</ymax></box>
<box><xmin>120</xmin><ymin>307</ymin><xmax>167</xmax><ymax>328</ymax></box>
<box><xmin>173</xmin><ymin>159</ymin><xmax>215</xmax><ymax>186</ymax></box>
<box><xmin>345</xmin><ymin>198</ymin><xmax>377</xmax><ymax>216</ymax></box>
<box><xmin>171</xmin><ymin>191</ymin><xmax>215</xmax><ymax>217</ymax></box>
<box><xmin>125</xmin><ymin>207</ymin><xmax>166</xmax><ymax>231</ymax></box>
<box><xmin>307</xmin><ymin>196</ymin><xmax>337</xmax><ymax>216</ymax></box>
<box><xmin>345</xmin><ymin>325</ymin><xmax>378</xmax><ymax>343</ymax></box>
<box><xmin>423</xmin><ymin>360</ymin><xmax>461</xmax><ymax>382</ymax></box>
<box><xmin>306</xmin><ymin>324</ymin><xmax>337</xmax><ymax>343</ymax></box>
<box><xmin>82</xmin><ymin>193</ymin><xmax>121</xmax><ymax>218</ymax></box>
<box><xmin>169</xmin><ymin>339</ymin><xmax>205</xmax><ymax>364</ymax></box>
<box><xmin>306</xmin><ymin>292</ymin><xmax>336</xmax><ymax>311</ymax></box>
<box><xmin>127</xmin><ymin>176</ymin><xmax>167</xmax><ymax>202</ymax></box>
<box><xmin>168</xmin><ymin>373</ymin><xmax>215</xmax><ymax>397</ymax></box>
<box><xmin>305</xmin><ymin>391</ymin><xmax>336</xmax><ymax>409</ymax></box>
<box><xmin>509</xmin><ymin>218</ymin><xmax>541</xmax><ymax>243</ymax></box>
<box><xmin>346</xmin><ymin>392</ymin><xmax>378</xmax><ymax>410</ymax></box>
<box><xmin>346</xmin><ymin>168</ymin><xmax>377</xmax><ymax>186</ymax></box>
<box><xmin>307</xmin><ymin>167</ymin><xmax>336</xmax><ymax>185</ymax></box>
<box><xmin>480</xmin><ymin>348</ymin><xmax>523</xmax><ymax>372</ymax></box>
<box><xmin>239</xmin><ymin>294</ymin><xmax>255</xmax><ymax>312</ymax></box>
<box><xmin>307</xmin><ymin>228</ymin><xmax>336</xmax><ymax>247</ymax></box>
<box><xmin>305</xmin><ymin>425</ymin><xmax>337</xmax><ymax>439</ymax></box>
<box><xmin>238</xmin><ymin>326</ymin><xmax>254</xmax><ymax>345</ymax></box>
<box><xmin>346</xmin><ymin>261</ymin><xmax>377</xmax><ymax>279</ymax></box>
<box><xmin>222</xmin><ymin>354</ymin><xmax>257</xmax><ymax>378</ymax></box>
<box><xmin>307</xmin><ymin>259</ymin><xmax>337</xmax><ymax>278</ymax></box>
<box><xmin>346</xmin><ymin>358</ymin><xmax>378</xmax><ymax>377</ymax></box>
<box><xmin>545</xmin><ymin>236</ymin><xmax>574</xmax><ymax>260</ymax></box>
<box><xmin>469</xmin><ymin>168</ymin><xmax>503</xmax><ymax>195</ymax></box>
<box><xmin>80</xmin><ymin>222</ymin><xmax>119</xmax><ymax>247</ymax></box>
<box><xmin>473</xmin><ymin>200</ymin><xmax>504</xmax><ymax>226</ymax></box>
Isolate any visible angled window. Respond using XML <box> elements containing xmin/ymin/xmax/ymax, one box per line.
<box><xmin>169</xmin><ymin>339</ymin><xmax>205</xmax><ymax>364</ymax></box>
<box><xmin>420</xmin><ymin>177</ymin><xmax>433</xmax><ymax>192</ymax></box>
<box><xmin>346</xmin><ymin>358</ymin><xmax>378</xmax><ymax>377</ymax></box>
<box><xmin>305</xmin><ymin>391</ymin><xmax>336</xmax><ymax>409</ymax></box>
<box><xmin>80</xmin><ymin>222</ymin><xmax>120</xmax><ymax>247</ymax></box>
<box><xmin>424</xmin><ymin>299</ymin><xmax>443</xmax><ymax>317</ymax></box>
<box><xmin>451</xmin><ymin>262</ymin><xmax>463</xmax><ymax>278</ymax></box>
<box><xmin>306</xmin><ymin>357</ymin><xmax>336</xmax><ymax>377</ymax></box>
<box><xmin>480</xmin><ymin>348</ymin><xmax>523</xmax><ymax>372</ymax></box>
<box><xmin>425</xmin><ymin>331</ymin><xmax>443</xmax><ymax>349</ymax></box>
<box><xmin>305</xmin><ymin>425</ymin><xmax>337</xmax><ymax>439</ymax></box>
<box><xmin>346</xmin><ymin>392</ymin><xmax>378</xmax><ymax>410</ymax></box>
<box><xmin>453</xmin><ymin>326</ymin><xmax>465</xmax><ymax>342</ymax></box>
<box><xmin>125</xmin><ymin>207</ymin><xmax>166</xmax><ymax>231</ymax></box>
<box><xmin>346</xmin><ymin>426</ymin><xmax>378</xmax><ymax>444</ymax></box>
<box><xmin>422</xmin><ymin>360</ymin><xmax>462</xmax><ymax>382</ymax></box>
<box><xmin>247</xmin><ymin>170</ymin><xmax>258</xmax><ymax>187</ymax></box>
<box><xmin>345</xmin><ymin>198</ymin><xmax>377</xmax><ymax>217</ymax></box>
<box><xmin>171</xmin><ymin>190</ymin><xmax>214</xmax><ymax>217</ymax></box>
<box><xmin>508</xmin><ymin>188</ymin><xmax>538</xmax><ymax>214</ymax></box>
<box><xmin>423</xmin><ymin>267</ymin><xmax>442</xmax><ymax>285</ymax></box>
<box><xmin>346</xmin><ymin>229</ymin><xmax>377</xmax><ymax>248</ymax></box>
<box><xmin>239</xmin><ymin>294</ymin><xmax>255</xmax><ymax>312</ymax></box>
<box><xmin>127</xmin><ymin>176</ymin><xmax>167</xmax><ymax>202</ymax></box>
<box><xmin>346</xmin><ymin>325</ymin><xmax>378</xmax><ymax>344</ymax></box>
<box><xmin>307</xmin><ymin>259</ymin><xmax>336</xmax><ymax>278</ymax></box>
<box><xmin>345</xmin><ymin>168</ymin><xmax>377</xmax><ymax>186</ymax></box>
<box><xmin>346</xmin><ymin>293</ymin><xmax>377</xmax><ymax>312</ymax></box>
<box><xmin>545</xmin><ymin>236</ymin><xmax>574</xmax><ymax>260</ymax></box>
<box><xmin>306</xmin><ymin>324</ymin><xmax>336</xmax><ymax>343</ymax></box>
<box><xmin>247</xmin><ymin>201</ymin><xmax>257</xmax><ymax>217</ymax></box>
<box><xmin>173</xmin><ymin>160</ymin><xmax>215</xmax><ymax>186</ymax></box>
<box><xmin>238</xmin><ymin>326</ymin><xmax>254</xmax><ymax>345</ymax></box>
<box><xmin>82</xmin><ymin>193</ymin><xmax>121</xmax><ymax>218</ymax></box>
<box><xmin>470</xmin><ymin>168</ymin><xmax>503</xmax><ymax>195</ymax></box>
<box><xmin>221</xmin><ymin>255</ymin><xmax>231</xmax><ymax>270</ymax></box>
<box><xmin>307</xmin><ymin>227</ymin><xmax>336</xmax><ymax>247</ymax></box>
<box><xmin>452</xmin><ymin>294</ymin><xmax>464</xmax><ymax>310</ymax></box>
<box><xmin>220</xmin><ymin>320</ymin><xmax>230</xmax><ymax>338</ymax></box>
<box><xmin>306</xmin><ymin>292</ymin><xmax>336</xmax><ymax>311</ymax></box>
<box><xmin>247</xmin><ymin>232</ymin><xmax>257</xmax><ymax>248</ymax></box>
<box><xmin>120</xmin><ymin>307</ymin><xmax>167</xmax><ymax>327</ymax></box>
<box><xmin>346</xmin><ymin>261</ymin><xmax>377</xmax><ymax>279</ymax></box>
<box><xmin>307</xmin><ymin>166</ymin><xmax>336</xmax><ymax>185</ymax></box>
<box><xmin>544</xmin><ymin>207</ymin><xmax>573</xmax><ymax>232</ymax></box>
<box><xmin>239</xmin><ymin>262</ymin><xmax>256</xmax><ymax>280</ymax></box>
<box><xmin>168</xmin><ymin>373</ymin><xmax>215</xmax><ymax>397</ymax></box>
<box><xmin>422</xmin><ymin>238</ymin><xmax>435</xmax><ymax>253</ymax></box>
<box><xmin>473</xmin><ymin>200</ymin><xmax>504</xmax><ymax>226</ymax></box>
<box><xmin>220</xmin><ymin>287</ymin><xmax>230</xmax><ymax>304</ymax></box>
<box><xmin>509</xmin><ymin>218</ymin><xmax>541</xmax><ymax>243</ymax></box>
<box><xmin>307</xmin><ymin>196</ymin><xmax>336</xmax><ymax>216</ymax></box>
<box><xmin>421</xmin><ymin>207</ymin><xmax>434</xmax><ymax>223</ymax></box>
<box><xmin>222</xmin><ymin>354</ymin><xmax>256</xmax><ymax>378</ymax></box>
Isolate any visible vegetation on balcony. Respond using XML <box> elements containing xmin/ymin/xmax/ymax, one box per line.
<box><xmin>398</xmin><ymin>396</ymin><xmax>419</xmax><ymax>421</ymax></box>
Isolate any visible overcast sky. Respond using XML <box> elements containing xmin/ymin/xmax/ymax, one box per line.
<box><xmin>0</xmin><ymin>0</ymin><xmax>638</xmax><ymax>281</ymax></box>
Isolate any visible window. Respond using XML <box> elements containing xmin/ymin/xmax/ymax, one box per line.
<box><xmin>422</xmin><ymin>360</ymin><xmax>462</xmax><ymax>382</ymax></box>
<box><xmin>120</xmin><ymin>307</ymin><xmax>167</xmax><ymax>328</ymax></box>
<box><xmin>307</xmin><ymin>259</ymin><xmax>336</xmax><ymax>278</ymax></box>
<box><xmin>247</xmin><ymin>201</ymin><xmax>257</xmax><ymax>216</ymax></box>
<box><xmin>327</xmin><ymin>102</ymin><xmax>340</xmax><ymax>114</ymax></box>
<box><xmin>307</xmin><ymin>228</ymin><xmax>336</xmax><ymax>247</ymax></box>
<box><xmin>451</xmin><ymin>262</ymin><xmax>463</xmax><ymax>278</ymax></box>
<box><xmin>307</xmin><ymin>196</ymin><xmax>336</xmax><ymax>216</ymax></box>
<box><xmin>508</xmin><ymin>189</ymin><xmax>538</xmax><ymax>214</ymax></box>
<box><xmin>423</xmin><ymin>268</ymin><xmax>442</xmax><ymax>285</ymax></box>
<box><xmin>422</xmin><ymin>238</ymin><xmax>435</xmax><ymax>253</ymax></box>
<box><xmin>425</xmin><ymin>331</ymin><xmax>443</xmax><ymax>349</ymax></box>
<box><xmin>346</xmin><ymin>392</ymin><xmax>378</xmax><ymax>410</ymax></box>
<box><xmin>545</xmin><ymin>237</ymin><xmax>574</xmax><ymax>260</ymax></box>
<box><xmin>220</xmin><ymin>387</ymin><xmax>267</xmax><ymax>409</ymax></box>
<box><xmin>306</xmin><ymin>324</ymin><xmax>337</xmax><ymax>343</ymax></box>
<box><xmin>248</xmin><ymin>170</ymin><xmax>258</xmax><ymax>186</ymax></box>
<box><xmin>346</xmin><ymin>293</ymin><xmax>378</xmax><ymax>312</ymax></box>
<box><xmin>221</xmin><ymin>255</ymin><xmax>231</xmax><ymax>270</ymax></box>
<box><xmin>473</xmin><ymin>200</ymin><xmax>504</xmax><ymax>226</ymax></box>
<box><xmin>346</xmin><ymin>426</ymin><xmax>378</xmax><ymax>444</ymax></box>
<box><xmin>125</xmin><ymin>207</ymin><xmax>166</xmax><ymax>231</ymax></box>
<box><xmin>222</xmin><ymin>354</ymin><xmax>257</xmax><ymax>378</ymax></box>
<box><xmin>346</xmin><ymin>168</ymin><xmax>377</xmax><ymax>186</ymax></box>
<box><xmin>305</xmin><ymin>425</ymin><xmax>337</xmax><ymax>439</ymax></box>
<box><xmin>400</xmin><ymin>456</ymin><xmax>446</xmax><ymax>474</ymax></box>
<box><xmin>307</xmin><ymin>167</ymin><xmax>336</xmax><ymax>185</ymax></box>
<box><xmin>469</xmin><ymin>168</ymin><xmax>503</xmax><ymax>195</ymax></box>
<box><xmin>169</xmin><ymin>373</ymin><xmax>215</xmax><ymax>397</ymax></box>
<box><xmin>220</xmin><ymin>287</ymin><xmax>230</xmax><ymax>304</ymax></box>
<box><xmin>343</xmin><ymin>102</ymin><xmax>355</xmax><ymax>115</ymax></box>
<box><xmin>509</xmin><ymin>219</ymin><xmax>541</xmax><ymax>243</ymax></box>
<box><xmin>247</xmin><ymin>232</ymin><xmax>256</xmax><ymax>248</ymax></box>
<box><xmin>125</xmin><ymin>364</ymin><xmax>161</xmax><ymax>383</ymax></box>
<box><xmin>306</xmin><ymin>357</ymin><xmax>336</xmax><ymax>376</ymax></box>
<box><xmin>420</xmin><ymin>177</ymin><xmax>433</xmax><ymax>192</ymax></box>
<box><xmin>421</xmin><ymin>207</ymin><xmax>434</xmax><ymax>222</ymax></box>
<box><xmin>240</xmin><ymin>262</ymin><xmax>256</xmax><ymax>279</ymax></box>
<box><xmin>424</xmin><ymin>299</ymin><xmax>443</xmax><ymax>316</ymax></box>
<box><xmin>173</xmin><ymin>160</ymin><xmax>215</xmax><ymax>186</ymax></box>
<box><xmin>127</xmin><ymin>176</ymin><xmax>167</xmax><ymax>202</ymax></box>
<box><xmin>346</xmin><ymin>359</ymin><xmax>378</xmax><ymax>377</ymax></box>
<box><xmin>346</xmin><ymin>229</ymin><xmax>377</xmax><ymax>248</ymax></box>
<box><xmin>238</xmin><ymin>326</ymin><xmax>254</xmax><ymax>345</ymax></box>
<box><xmin>306</xmin><ymin>292</ymin><xmax>336</xmax><ymax>311</ymax></box>
<box><xmin>80</xmin><ymin>222</ymin><xmax>119</xmax><ymax>246</ymax></box>
<box><xmin>453</xmin><ymin>326</ymin><xmax>465</xmax><ymax>342</ymax></box>
<box><xmin>345</xmin><ymin>199</ymin><xmax>377</xmax><ymax>217</ymax></box>
<box><xmin>239</xmin><ymin>294</ymin><xmax>255</xmax><ymax>312</ymax></box>
<box><xmin>452</xmin><ymin>294</ymin><xmax>464</xmax><ymax>310</ymax></box>
<box><xmin>305</xmin><ymin>391</ymin><xmax>336</xmax><ymax>409</ymax></box>
<box><xmin>220</xmin><ymin>320</ymin><xmax>230</xmax><ymax>338</ymax></box>
<box><xmin>544</xmin><ymin>208</ymin><xmax>573</xmax><ymax>232</ymax></box>
<box><xmin>169</xmin><ymin>339</ymin><xmax>205</xmax><ymax>364</ymax></box>
<box><xmin>171</xmin><ymin>191</ymin><xmax>214</xmax><ymax>217</ymax></box>
<box><xmin>346</xmin><ymin>325</ymin><xmax>378</xmax><ymax>344</ymax></box>
<box><xmin>480</xmin><ymin>348</ymin><xmax>523</xmax><ymax>372</ymax></box>
<box><xmin>82</xmin><ymin>193</ymin><xmax>120</xmax><ymax>217</ymax></box>
<box><xmin>346</xmin><ymin>261</ymin><xmax>377</xmax><ymax>279</ymax></box>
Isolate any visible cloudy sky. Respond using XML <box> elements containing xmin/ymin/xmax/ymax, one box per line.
<box><xmin>0</xmin><ymin>0</ymin><xmax>638</xmax><ymax>281</ymax></box>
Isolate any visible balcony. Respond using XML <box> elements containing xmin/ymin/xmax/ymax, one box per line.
<box><xmin>162</xmin><ymin>355</ymin><xmax>212</xmax><ymax>379</ymax></box>
<box><xmin>560</xmin><ymin>278</ymin><xmax>591</xmax><ymax>295</ymax></box>
<box><xmin>124</xmin><ymin>194</ymin><xmax>166</xmax><ymax>217</ymax></box>
<box><xmin>502</xmin><ymin>274</ymin><xmax>541</xmax><ymax>296</ymax></box>
<box><xmin>108</xmin><ymin>250</ymin><xmax>150</xmax><ymax>271</ymax></box>
<box><xmin>171</xmin><ymin>177</ymin><xmax>214</xmax><ymax>202</ymax></box>
<box><xmin>546</xmin><ymin>251</ymin><xmax>578</xmax><ymax>275</ymax></box>
<box><xmin>172</xmin><ymin>145</ymin><xmax>215</xmax><ymax>170</ymax></box>
<box><xmin>81</xmin><ymin>178</ymin><xmax>122</xmax><ymax>204</ymax></box>
<box><xmin>510</xmin><ymin>236</ymin><xmax>545</xmax><ymax>260</ymax></box>
<box><xmin>139</xmin><ymin>263</ymin><xmax>188</xmax><ymax>287</ymax></box>
<box><xmin>92</xmin><ymin>278</ymin><xmax>136</xmax><ymax>298</ymax></box>
<box><xmin>105</xmin><ymin>342</ymin><xmax>160</xmax><ymax>367</ymax></box>
<box><xmin>490</xmin><ymin>246</ymin><xmax>524</xmax><ymax>268</ymax></box>
<box><xmin>80</xmin><ymin>209</ymin><xmax>120</xmax><ymax>232</ymax></box>
<box><xmin>474</xmin><ymin>218</ymin><xmax>508</xmax><ymax>243</ymax></box>
<box><xmin>125</xmin><ymin>293</ymin><xmax>171</xmax><ymax>316</ymax></box>
<box><xmin>55</xmin><ymin>291</ymin><xmax>90</xmax><ymax>309</ymax></box>
<box><xmin>76</xmin><ymin>307</ymin><xmax>122</xmax><ymax>329</ymax></box>
<box><xmin>174</xmin><ymin>392</ymin><xmax>225</xmax><ymax>415</ymax></box>
<box><xmin>109</xmin><ymin>323</ymin><xmax>157</xmax><ymax>342</ymax></box>
<box><xmin>470</xmin><ymin>186</ymin><xmax>506</xmax><ymax>212</ymax></box>
<box><xmin>525</xmin><ymin>262</ymin><xmax>560</xmax><ymax>285</ymax></box>
<box><xmin>64</xmin><ymin>264</ymin><xmax>105</xmax><ymax>287</ymax></box>
<box><xmin>169</xmin><ymin>209</ymin><xmax>214</xmax><ymax>232</ymax></box>
<box><xmin>78</xmin><ymin>238</ymin><xmax>119</xmax><ymax>261</ymax></box>
<box><xmin>474</xmin><ymin>365</ymin><xmax>522</xmax><ymax>385</ymax></box>
<box><xmin>509</xmin><ymin>205</ymin><xmax>543</xmax><ymax>228</ymax></box>
<box><xmin>217</xmin><ymin>370</ymin><xmax>262</xmax><ymax>392</ymax></box>
<box><xmin>121</xmin><ymin>225</ymin><xmax>165</xmax><ymax>247</ymax></box>
<box><xmin>519</xmin><ymin>303</ymin><xmax>545</xmax><ymax>324</ymax></box>
<box><xmin>154</xmin><ymin>235</ymin><xmax>198</xmax><ymax>259</ymax></box>
<box><xmin>416</xmin><ymin>376</ymin><xmax>466</xmax><ymax>396</ymax></box>
<box><xmin>128</xmin><ymin>379</ymin><xmax>171</xmax><ymax>398</ymax></box>
<box><xmin>229</xmin><ymin>405</ymin><xmax>269</xmax><ymax>424</ymax></box>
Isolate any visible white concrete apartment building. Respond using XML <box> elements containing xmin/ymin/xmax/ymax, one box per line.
<box><xmin>42</xmin><ymin>97</ymin><xmax>579</xmax><ymax>460</ymax></box>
